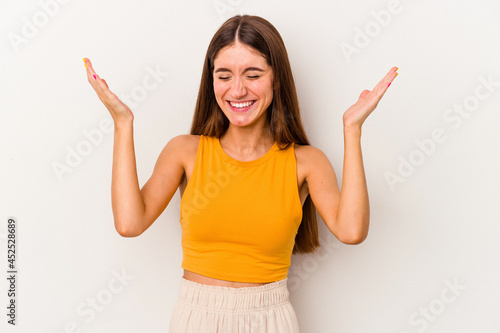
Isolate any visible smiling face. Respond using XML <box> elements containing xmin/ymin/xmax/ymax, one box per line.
<box><xmin>213</xmin><ymin>42</ymin><xmax>274</xmax><ymax>129</ymax></box>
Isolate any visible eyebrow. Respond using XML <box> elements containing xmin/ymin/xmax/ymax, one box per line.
<box><xmin>214</xmin><ymin>67</ymin><xmax>265</xmax><ymax>73</ymax></box>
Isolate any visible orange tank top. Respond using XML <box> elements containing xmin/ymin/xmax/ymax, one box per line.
<box><xmin>179</xmin><ymin>135</ymin><xmax>303</xmax><ymax>283</ymax></box>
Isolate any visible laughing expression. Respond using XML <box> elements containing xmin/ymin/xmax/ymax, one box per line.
<box><xmin>213</xmin><ymin>42</ymin><xmax>274</xmax><ymax>129</ymax></box>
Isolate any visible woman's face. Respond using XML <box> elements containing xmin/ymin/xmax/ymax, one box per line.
<box><xmin>213</xmin><ymin>42</ymin><xmax>274</xmax><ymax>129</ymax></box>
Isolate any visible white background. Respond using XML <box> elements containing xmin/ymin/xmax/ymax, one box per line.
<box><xmin>1</xmin><ymin>0</ymin><xmax>499</xmax><ymax>332</ymax></box>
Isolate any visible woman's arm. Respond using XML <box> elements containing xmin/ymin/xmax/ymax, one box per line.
<box><xmin>305</xmin><ymin>67</ymin><xmax>398</xmax><ymax>244</ymax></box>
<box><xmin>84</xmin><ymin>58</ymin><xmax>185</xmax><ymax>237</ymax></box>
<box><xmin>110</xmin><ymin>119</ymin><xmax>145</xmax><ymax>236</ymax></box>
<box><xmin>334</xmin><ymin>126</ymin><xmax>369</xmax><ymax>244</ymax></box>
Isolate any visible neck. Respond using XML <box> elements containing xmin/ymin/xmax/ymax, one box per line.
<box><xmin>220</xmin><ymin>123</ymin><xmax>274</xmax><ymax>155</ymax></box>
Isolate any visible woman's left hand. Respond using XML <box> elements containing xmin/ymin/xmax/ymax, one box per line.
<box><xmin>342</xmin><ymin>66</ymin><xmax>398</xmax><ymax>131</ymax></box>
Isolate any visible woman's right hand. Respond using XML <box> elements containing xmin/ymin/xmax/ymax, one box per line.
<box><xmin>83</xmin><ymin>58</ymin><xmax>134</xmax><ymax>123</ymax></box>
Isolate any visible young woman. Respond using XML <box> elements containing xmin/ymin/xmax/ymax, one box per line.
<box><xmin>84</xmin><ymin>14</ymin><xmax>397</xmax><ymax>333</ymax></box>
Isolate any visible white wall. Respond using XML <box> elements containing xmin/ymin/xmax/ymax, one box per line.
<box><xmin>1</xmin><ymin>0</ymin><xmax>499</xmax><ymax>332</ymax></box>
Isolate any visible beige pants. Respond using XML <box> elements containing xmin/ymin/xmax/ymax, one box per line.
<box><xmin>168</xmin><ymin>277</ymin><xmax>300</xmax><ymax>333</ymax></box>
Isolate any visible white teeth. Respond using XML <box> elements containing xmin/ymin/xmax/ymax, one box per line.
<box><xmin>229</xmin><ymin>101</ymin><xmax>254</xmax><ymax>108</ymax></box>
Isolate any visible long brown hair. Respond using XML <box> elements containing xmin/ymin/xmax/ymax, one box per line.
<box><xmin>190</xmin><ymin>15</ymin><xmax>319</xmax><ymax>254</ymax></box>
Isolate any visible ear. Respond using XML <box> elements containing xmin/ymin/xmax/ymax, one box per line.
<box><xmin>273</xmin><ymin>81</ymin><xmax>280</xmax><ymax>90</ymax></box>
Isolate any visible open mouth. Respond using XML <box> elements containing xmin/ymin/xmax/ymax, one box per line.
<box><xmin>227</xmin><ymin>100</ymin><xmax>256</xmax><ymax>112</ymax></box>
<box><xmin>229</xmin><ymin>100</ymin><xmax>255</xmax><ymax>108</ymax></box>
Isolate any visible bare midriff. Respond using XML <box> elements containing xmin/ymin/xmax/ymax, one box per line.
<box><xmin>183</xmin><ymin>269</ymin><xmax>270</xmax><ymax>288</ymax></box>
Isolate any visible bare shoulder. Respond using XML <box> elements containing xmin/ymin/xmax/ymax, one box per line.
<box><xmin>294</xmin><ymin>143</ymin><xmax>333</xmax><ymax>179</ymax></box>
<box><xmin>294</xmin><ymin>143</ymin><xmax>330</xmax><ymax>165</ymax></box>
<box><xmin>167</xmin><ymin>134</ymin><xmax>201</xmax><ymax>152</ymax></box>
<box><xmin>157</xmin><ymin>134</ymin><xmax>200</xmax><ymax>169</ymax></box>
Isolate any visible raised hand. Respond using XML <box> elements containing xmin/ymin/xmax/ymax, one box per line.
<box><xmin>342</xmin><ymin>66</ymin><xmax>398</xmax><ymax>131</ymax></box>
<box><xmin>83</xmin><ymin>58</ymin><xmax>134</xmax><ymax>123</ymax></box>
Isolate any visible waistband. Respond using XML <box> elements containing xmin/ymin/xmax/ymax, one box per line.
<box><xmin>177</xmin><ymin>277</ymin><xmax>290</xmax><ymax>312</ymax></box>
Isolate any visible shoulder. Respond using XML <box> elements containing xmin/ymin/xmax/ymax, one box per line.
<box><xmin>294</xmin><ymin>143</ymin><xmax>329</xmax><ymax>163</ymax></box>
<box><xmin>159</xmin><ymin>134</ymin><xmax>201</xmax><ymax>167</ymax></box>
<box><xmin>167</xmin><ymin>134</ymin><xmax>201</xmax><ymax>151</ymax></box>
<box><xmin>294</xmin><ymin>143</ymin><xmax>333</xmax><ymax>178</ymax></box>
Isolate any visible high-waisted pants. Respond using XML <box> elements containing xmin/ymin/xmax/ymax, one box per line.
<box><xmin>168</xmin><ymin>277</ymin><xmax>300</xmax><ymax>333</ymax></box>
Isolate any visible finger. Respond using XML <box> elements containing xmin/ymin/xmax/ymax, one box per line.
<box><xmin>93</xmin><ymin>74</ymin><xmax>110</xmax><ymax>95</ymax></box>
<box><xmin>83</xmin><ymin>57</ymin><xmax>96</xmax><ymax>74</ymax></box>
<box><xmin>387</xmin><ymin>66</ymin><xmax>399</xmax><ymax>84</ymax></box>
<box><xmin>93</xmin><ymin>73</ymin><xmax>109</xmax><ymax>89</ymax></box>
<box><xmin>383</xmin><ymin>66</ymin><xmax>398</xmax><ymax>82</ymax></box>
<box><xmin>359</xmin><ymin>89</ymin><xmax>370</xmax><ymax>100</ymax></box>
<box><xmin>84</xmin><ymin>59</ymin><xmax>110</xmax><ymax>96</ymax></box>
<box><xmin>83</xmin><ymin>58</ymin><xmax>118</xmax><ymax>107</ymax></box>
<box><xmin>84</xmin><ymin>68</ymin><xmax>102</xmax><ymax>99</ymax></box>
<box><xmin>384</xmin><ymin>67</ymin><xmax>399</xmax><ymax>91</ymax></box>
<box><xmin>374</xmin><ymin>66</ymin><xmax>399</xmax><ymax>96</ymax></box>
<box><xmin>83</xmin><ymin>58</ymin><xmax>100</xmax><ymax>84</ymax></box>
<box><xmin>84</xmin><ymin>58</ymin><xmax>96</xmax><ymax>87</ymax></box>
<box><xmin>100</xmin><ymin>77</ymin><xmax>109</xmax><ymax>89</ymax></box>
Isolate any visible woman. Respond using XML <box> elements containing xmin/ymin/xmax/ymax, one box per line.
<box><xmin>84</xmin><ymin>14</ymin><xmax>397</xmax><ymax>333</ymax></box>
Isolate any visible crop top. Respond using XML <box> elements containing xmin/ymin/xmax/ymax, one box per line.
<box><xmin>179</xmin><ymin>134</ymin><xmax>303</xmax><ymax>283</ymax></box>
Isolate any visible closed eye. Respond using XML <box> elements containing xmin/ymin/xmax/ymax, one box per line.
<box><xmin>216</xmin><ymin>75</ymin><xmax>259</xmax><ymax>80</ymax></box>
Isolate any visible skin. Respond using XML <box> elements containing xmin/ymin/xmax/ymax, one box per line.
<box><xmin>213</xmin><ymin>42</ymin><xmax>276</xmax><ymax>155</ymax></box>
<box><xmin>83</xmin><ymin>43</ymin><xmax>397</xmax><ymax>288</ymax></box>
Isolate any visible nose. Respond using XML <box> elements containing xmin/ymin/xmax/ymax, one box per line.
<box><xmin>230</xmin><ymin>76</ymin><xmax>247</xmax><ymax>99</ymax></box>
